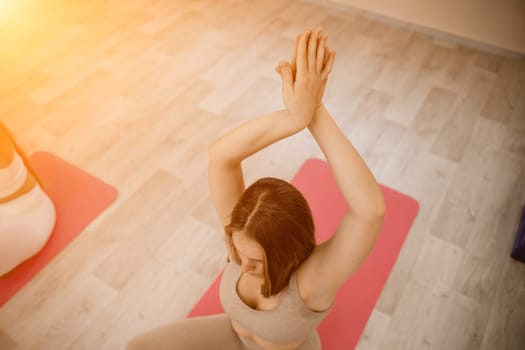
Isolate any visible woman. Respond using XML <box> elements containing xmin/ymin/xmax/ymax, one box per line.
<box><xmin>127</xmin><ymin>28</ymin><xmax>385</xmax><ymax>350</ymax></box>
<box><xmin>0</xmin><ymin>123</ymin><xmax>56</xmax><ymax>276</ymax></box>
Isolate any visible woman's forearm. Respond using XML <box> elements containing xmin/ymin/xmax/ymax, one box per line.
<box><xmin>209</xmin><ymin>109</ymin><xmax>300</xmax><ymax>165</ymax></box>
<box><xmin>208</xmin><ymin>109</ymin><xmax>302</xmax><ymax>225</ymax></box>
<box><xmin>308</xmin><ymin>105</ymin><xmax>385</xmax><ymax>217</ymax></box>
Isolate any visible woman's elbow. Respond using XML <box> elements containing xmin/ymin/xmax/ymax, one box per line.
<box><xmin>208</xmin><ymin>139</ymin><xmax>222</xmax><ymax>162</ymax></box>
<box><xmin>362</xmin><ymin>197</ymin><xmax>386</xmax><ymax>222</ymax></box>
<box><xmin>376</xmin><ymin>195</ymin><xmax>386</xmax><ymax>218</ymax></box>
<box><xmin>208</xmin><ymin>140</ymin><xmax>236</xmax><ymax>167</ymax></box>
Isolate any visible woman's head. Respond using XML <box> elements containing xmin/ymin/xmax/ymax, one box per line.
<box><xmin>225</xmin><ymin>177</ymin><xmax>315</xmax><ymax>297</ymax></box>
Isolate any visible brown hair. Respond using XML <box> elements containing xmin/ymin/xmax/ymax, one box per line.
<box><xmin>0</xmin><ymin>122</ymin><xmax>43</xmax><ymax>187</ymax></box>
<box><xmin>225</xmin><ymin>177</ymin><xmax>316</xmax><ymax>297</ymax></box>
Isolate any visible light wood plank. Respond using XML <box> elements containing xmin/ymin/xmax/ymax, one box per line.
<box><xmin>1</xmin><ymin>1</ymin><xmax>524</xmax><ymax>349</ymax></box>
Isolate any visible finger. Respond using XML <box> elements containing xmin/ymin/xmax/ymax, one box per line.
<box><xmin>296</xmin><ymin>30</ymin><xmax>310</xmax><ymax>74</ymax></box>
<box><xmin>308</xmin><ymin>28</ymin><xmax>322</xmax><ymax>72</ymax></box>
<box><xmin>323</xmin><ymin>46</ymin><xmax>330</xmax><ymax>67</ymax></box>
<box><xmin>290</xmin><ymin>34</ymin><xmax>300</xmax><ymax>78</ymax></box>
<box><xmin>321</xmin><ymin>50</ymin><xmax>336</xmax><ymax>79</ymax></box>
<box><xmin>316</xmin><ymin>33</ymin><xmax>327</xmax><ymax>72</ymax></box>
<box><xmin>278</xmin><ymin>62</ymin><xmax>294</xmax><ymax>102</ymax></box>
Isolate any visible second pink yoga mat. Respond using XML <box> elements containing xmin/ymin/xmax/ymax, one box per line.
<box><xmin>189</xmin><ymin>158</ymin><xmax>419</xmax><ymax>349</ymax></box>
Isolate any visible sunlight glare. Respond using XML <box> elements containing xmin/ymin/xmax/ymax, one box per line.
<box><xmin>0</xmin><ymin>0</ymin><xmax>17</xmax><ymax>21</ymax></box>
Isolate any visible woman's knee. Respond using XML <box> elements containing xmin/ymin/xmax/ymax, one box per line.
<box><xmin>124</xmin><ymin>315</ymin><xmax>242</xmax><ymax>350</ymax></box>
<box><xmin>125</xmin><ymin>335</ymin><xmax>144</xmax><ymax>350</ymax></box>
<box><xmin>124</xmin><ymin>325</ymin><xmax>180</xmax><ymax>350</ymax></box>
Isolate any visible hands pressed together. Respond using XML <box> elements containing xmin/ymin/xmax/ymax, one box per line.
<box><xmin>275</xmin><ymin>28</ymin><xmax>336</xmax><ymax>131</ymax></box>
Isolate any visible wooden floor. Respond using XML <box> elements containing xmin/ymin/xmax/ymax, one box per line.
<box><xmin>1</xmin><ymin>0</ymin><xmax>524</xmax><ymax>349</ymax></box>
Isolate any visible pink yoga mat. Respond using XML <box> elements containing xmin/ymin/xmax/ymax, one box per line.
<box><xmin>189</xmin><ymin>158</ymin><xmax>419</xmax><ymax>349</ymax></box>
<box><xmin>0</xmin><ymin>152</ymin><xmax>118</xmax><ymax>308</ymax></box>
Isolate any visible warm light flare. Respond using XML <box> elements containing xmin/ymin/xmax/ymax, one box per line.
<box><xmin>0</xmin><ymin>0</ymin><xmax>17</xmax><ymax>18</ymax></box>
<box><xmin>0</xmin><ymin>0</ymin><xmax>61</xmax><ymax>66</ymax></box>
<box><xmin>0</xmin><ymin>0</ymin><xmax>28</xmax><ymax>31</ymax></box>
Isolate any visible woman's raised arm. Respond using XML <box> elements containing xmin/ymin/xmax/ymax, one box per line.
<box><xmin>282</xmin><ymin>30</ymin><xmax>386</xmax><ymax>310</ymax></box>
<box><xmin>208</xmin><ymin>110</ymin><xmax>299</xmax><ymax>226</ymax></box>
<box><xmin>302</xmin><ymin>105</ymin><xmax>386</xmax><ymax>306</ymax></box>
<box><xmin>208</xmin><ymin>29</ymin><xmax>333</xmax><ymax>227</ymax></box>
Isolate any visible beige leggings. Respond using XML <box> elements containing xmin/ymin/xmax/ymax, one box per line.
<box><xmin>126</xmin><ymin>314</ymin><xmax>321</xmax><ymax>350</ymax></box>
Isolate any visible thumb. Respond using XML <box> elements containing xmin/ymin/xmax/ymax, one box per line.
<box><xmin>278</xmin><ymin>61</ymin><xmax>293</xmax><ymax>93</ymax></box>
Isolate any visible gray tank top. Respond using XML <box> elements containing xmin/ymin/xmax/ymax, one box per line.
<box><xmin>219</xmin><ymin>261</ymin><xmax>332</xmax><ymax>344</ymax></box>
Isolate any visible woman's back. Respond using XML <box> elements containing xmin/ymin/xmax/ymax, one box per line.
<box><xmin>0</xmin><ymin>125</ymin><xmax>40</xmax><ymax>204</ymax></box>
<box><xmin>0</xmin><ymin>124</ymin><xmax>56</xmax><ymax>276</ymax></box>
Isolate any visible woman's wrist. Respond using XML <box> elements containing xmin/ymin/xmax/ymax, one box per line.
<box><xmin>281</xmin><ymin>110</ymin><xmax>309</xmax><ymax>134</ymax></box>
<box><xmin>308</xmin><ymin>104</ymin><xmax>327</xmax><ymax>130</ymax></box>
